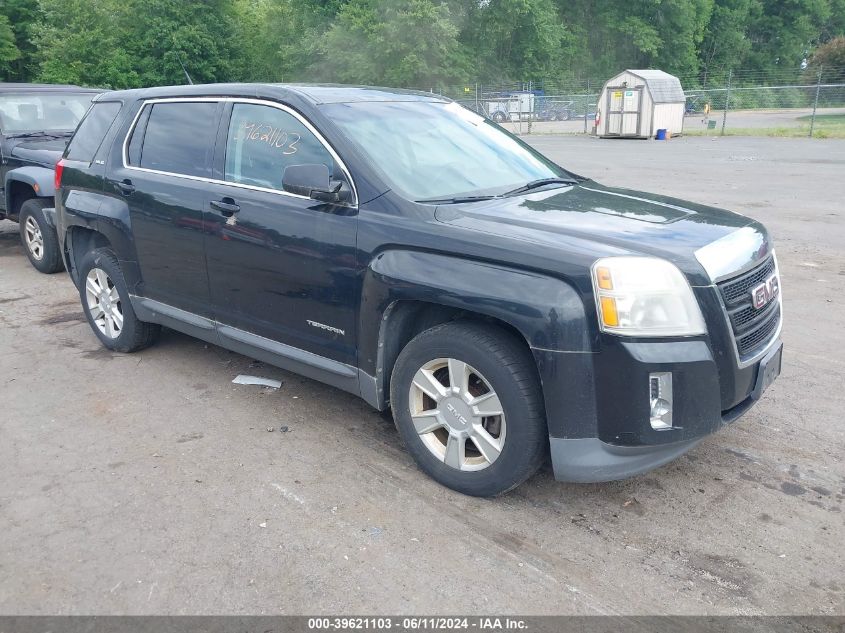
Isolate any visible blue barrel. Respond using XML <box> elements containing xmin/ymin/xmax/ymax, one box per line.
<box><xmin>655</xmin><ymin>128</ymin><xmax>667</xmax><ymax>140</ymax></box>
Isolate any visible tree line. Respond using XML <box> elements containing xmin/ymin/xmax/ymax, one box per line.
<box><xmin>1</xmin><ymin>0</ymin><xmax>844</xmax><ymax>90</ymax></box>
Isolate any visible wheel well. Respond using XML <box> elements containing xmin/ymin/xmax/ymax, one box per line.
<box><xmin>65</xmin><ymin>227</ymin><xmax>112</xmax><ymax>283</ymax></box>
<box><xmin>8</xmin><ymin>181</ymin><xmax>39</xmax><ymax>218</ymax></box>
<box><xmin>379</xmin><ymin>300</ymin><xmax>531</xmax><ymax>409</ymax></box>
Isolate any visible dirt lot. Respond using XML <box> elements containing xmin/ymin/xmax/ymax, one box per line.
<box><xmin>1</xmin><ymin>136</ymin><xmax>843</xmax><ymax>615</ymax></box>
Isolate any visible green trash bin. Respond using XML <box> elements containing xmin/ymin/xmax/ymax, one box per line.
<box><xmin>707</xmin><ymin>120</ymin><xmax>717</xmax><ymax>130</ymax></box>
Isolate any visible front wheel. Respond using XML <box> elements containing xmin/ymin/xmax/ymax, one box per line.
<box><xmin>390</xmin><ymin>322</ymin><xmax>547</xmax><ymax>497</ymax></box>
<box><xmin>19</xmin><ymin>198</ymin><xmax>63</xmax><ymax>274</ymax></box>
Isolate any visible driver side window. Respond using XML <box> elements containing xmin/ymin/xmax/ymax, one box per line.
<box><xmin>224</xmin><ymin>103</ymin><xmax>335</xmax><ymax>192</ymax></box>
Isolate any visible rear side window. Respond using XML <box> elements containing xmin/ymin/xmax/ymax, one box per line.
<box><xmin>224</xmin><ymin>102</ymin><xmax>335</xmax><ymax>191</ymax></box>
<box><xmin>65</xmin><ymin>101</ymin><xmax>122</xmax><ymax>162</ymax></box>
<box><xmin>128</xmin><ymin>101</ymin><xmax>217</xmax><ymax>178</ymax></box>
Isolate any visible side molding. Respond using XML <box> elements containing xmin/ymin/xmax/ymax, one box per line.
<box><xmin>131</xmin><ymin>296</ymin><xmax>363</xmax><ymax>402</ymax></box>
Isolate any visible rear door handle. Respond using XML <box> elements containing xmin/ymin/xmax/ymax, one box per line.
<box><xmin>118</xmin><ymin>179</ymin><xmax>135</xmax><ymax>195</ymax></box>
<box><xmin>210</xmin><ymin>198</ymin><xmax>240</xmax><ymax>217</ymax></box>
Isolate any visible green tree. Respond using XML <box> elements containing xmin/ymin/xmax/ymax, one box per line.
<box><xmin>0</xmin><ymin>0</ymin><xmax>38</xmax><ymax>81</ymax></box>
<box><xmin>699</xmin><ymin>0</ymin><xmax>758</xmax><ymax>84</ymax></box>
<box><xmin>469</xmin><ymin>0</ymin><xmax>572</xmax><ymax>80</ymax></box>
<box><xmin>229</xmin><ymin>0</ymin><xmax>327</xmax><ymax>82</ymax></box>
<box><xmin>32</xmin><ymin>0</ymin><xmax>140</xmax><ymax>87</ymax></box>
<box><xmin>0</xmin><ymin>14</ymin><xmax>20</xmax><ymax>77</ymax></box>
<box><xmin>126</xmin><ymin>0</ymin><xmax>239</xmax><ymax>86</ymax></box>
<box><xmin>743</xmin><ymin>0</ymin><xmax>833</xmax><ymax>77</ymax></box>
<box><xmin>314</xmin><ymin>0</ymin><xmax>470</xmax><ymax>87</ymax></box>
<box><xmin>808</xmin><ymin>36</ymin><xmax>845</xmax><ymax>81</ymax></box>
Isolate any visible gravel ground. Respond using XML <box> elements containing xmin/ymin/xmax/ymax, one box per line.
<box><xmin>0</xmin><ymin>135</ymin><xmax>843</xmax><ymax>615</ymax></box>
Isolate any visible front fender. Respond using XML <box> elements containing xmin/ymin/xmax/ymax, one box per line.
<box><xmin>359</xmin><ymin>250</ymin><xmax>597</xmax><ymax>437</ymax></box>
<box><xmin>5</xmin><ymin>166</ymin><xmax>56</xmax><ymax>203</ymax></box>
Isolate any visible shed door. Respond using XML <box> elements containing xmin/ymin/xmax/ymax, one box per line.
<box><xmin>606</xmin><ymin>86</ymin><xmax>642</xmax><ymax>136</ymax></box>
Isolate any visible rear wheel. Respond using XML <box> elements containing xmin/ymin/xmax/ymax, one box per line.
<box><xmin>19</xmin><ymin>198</ymin><xmax>63</xmax><ymax>274</ymax></box>
<box><xmin>390</xmin><ymin>321</ymin><xmax>547</xmax><ymax>496</ymax></box>
<box><xmin>77</xmin><ymin>247</ymin><xmax>160</xmax><ymax>352</ymax></box>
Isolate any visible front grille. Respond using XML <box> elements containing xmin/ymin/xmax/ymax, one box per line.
<box><xmin>717</xmin><ymin>255</ymin><xmax>781</xmax><ymax>358</ymax></box>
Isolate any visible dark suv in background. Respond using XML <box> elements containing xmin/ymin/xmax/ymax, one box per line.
<box><xmin>55</xmin><ymin>84</ymin><xmax>783</xmax><ymax>496</ymax></box>
<box><xmin>0</xmin><ymin>83</ymin><xmax>101</xmax><ymax>272</ymax></box>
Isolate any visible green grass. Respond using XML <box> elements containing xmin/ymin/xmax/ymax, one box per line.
<box><xmin>795</xmin><ymin>113</ymin><xmax>845</xmax><ymax>123</ymax></box>
<box><xmin>685</xmin><ymin>114</ymin><xmax>845</xmax><ymax>138</ymax></box>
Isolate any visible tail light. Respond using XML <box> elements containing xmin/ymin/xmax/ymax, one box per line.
<box><xmin>54</xmin><ymin>159</ymin><xmax>65</xmax><ymax>190</ymax></box>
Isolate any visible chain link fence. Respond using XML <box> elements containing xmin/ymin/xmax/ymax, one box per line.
<box><xmin>412</xmin><ymin>67</ymin><xmax>845</xmax><ymax>138</ymax></box>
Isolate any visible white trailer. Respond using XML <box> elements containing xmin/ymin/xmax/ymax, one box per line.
<box><xmin>484</xmin><ymin>92</ymin><xmax>535</xmax><ymax>123</ymax></box>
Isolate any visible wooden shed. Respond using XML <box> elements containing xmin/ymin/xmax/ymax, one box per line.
<box><xmin>596</xmin><ymin>70</ymin><xmax>685</xmax><ymax>139</ymax></box>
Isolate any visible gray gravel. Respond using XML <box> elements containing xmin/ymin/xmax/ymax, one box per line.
<box><xmin>0</xmin><ymin>135</ymin><xmax>843</xmax><ymax>615</ymax></box>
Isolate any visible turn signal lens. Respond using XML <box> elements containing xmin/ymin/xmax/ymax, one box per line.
<box><xmin>596</xmin><ymin>266</ymin><xmax>613</xmax><ymax>290</ymax></box>
<box><xmin>600</xmin><ymin>296</ymin><xmax>619</xmax><ymax>326</ymax></box>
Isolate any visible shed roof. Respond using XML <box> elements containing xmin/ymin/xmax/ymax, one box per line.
<box><xmin>625</xmin><ymin>70</ymin><xmax>685</xmax><ymax>104</ymax></box>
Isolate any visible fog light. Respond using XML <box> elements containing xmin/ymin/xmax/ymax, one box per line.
<box><xmin>649</xmin><ymin>372</ymin><xmax>673</xmax><ymax>430</ymax></box>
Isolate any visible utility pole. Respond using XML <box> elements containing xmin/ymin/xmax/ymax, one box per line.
<box><xmin>721</xmin><ymin>69</ymin><xmax>732</xmax><ymax>136</ymax></box>
<box><xmin>809</xmin><ymin>68</ymin><xmax>823</xmax><ymax>138</ymax></box>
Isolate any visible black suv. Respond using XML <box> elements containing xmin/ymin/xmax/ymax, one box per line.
<box><xmin>55</xmin><ymin>85</ymin><xmax>783</xmax><ymax>496</ymax></box>
<box><xmin>0</xmin><ymin>83</ymin><xmax>101</xmax><ymax>272</ymax></box>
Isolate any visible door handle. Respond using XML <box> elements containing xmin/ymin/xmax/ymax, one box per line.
<box><xmin>118</xmin><ymin>179</ymin><xmax>135</xmax><ymax>195</ymax></box>
<box><xmin>210</xmin><ymin>198</ymin><xmax>240</xmax><ymax>217</ymax></box>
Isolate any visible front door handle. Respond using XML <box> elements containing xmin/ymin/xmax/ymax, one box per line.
<box><xmin>118</xmin><ymin>179</ymin><xmax>135</xmax><ymax>195</ymax></box>
<box><xmin>210</xmin><ymin>198</ymin><xmax>240</xmax><ymax>217</ymax></box>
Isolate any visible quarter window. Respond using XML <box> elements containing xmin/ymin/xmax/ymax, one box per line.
<box><xmin>66</xmin><ymin>101</ymin><xmax>121</xmax><ymax>162</ymax></box>
<box><xmin>128</xmin><ymin>101</ymin><xmax>218</xmax><ymax>178</ymax></box>
<box><xmin>224</xmin><ymin>103</ymin><xmax>335</xmax><ymax>191</ymax></box>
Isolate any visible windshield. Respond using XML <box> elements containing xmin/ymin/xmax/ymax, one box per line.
<box><xmin>321</xmin><ymin>100</ymin><xmax>572</xmax><ymax>201</ymax></box>
<box><xmin>0</xmin><ymin>92</ymin><xmax>96</xmax><ymax>134</ymax></box>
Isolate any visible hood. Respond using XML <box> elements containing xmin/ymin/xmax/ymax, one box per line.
<box><xmin>8</xmin><ymin>138</ymin><xmax>67</xmax><ymax>167</ymax></box>
<box><xmin>434</xmin><ymin>180</ymin><xmax>768</xmax><ymax>283</ymax></box>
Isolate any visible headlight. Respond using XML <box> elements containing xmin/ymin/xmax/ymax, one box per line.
<box><xmin>591</xmin><ymin>257</ymin><xmax>706</xmax><ymax>337</ymax></box>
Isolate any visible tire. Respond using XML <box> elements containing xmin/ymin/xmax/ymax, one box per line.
<box><xmin>77</xmin><ymin>247</ymin><xmax>160</xmax><ymax>353</ymax></box>
<box><xmin>492</xmin><ymin>112</ymin><xmax>508</xmax><ymax>123</ymax></box>
<box><xmin>390</xmin><ymin>321</ymin><xmax>547</xmax><ymax>497</ymax></box>
<box><xmin>559</xmin><ymin>109</ymin><xmax>572</xmax><ymax>121</ymax></box>
<box><xmin>19</xmin><ymin>198</ymin><xmax>63</xmax><ymax>274</ymax></box>
<box><xmin>549</xmin><ymin>112</ymin><xmax>559</xmax><ymax>122</ymax></box>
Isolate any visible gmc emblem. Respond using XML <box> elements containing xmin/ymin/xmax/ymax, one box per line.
<box><xmin>751</xmin><ymin>274</ymin><xmax>780</xmax><ymax>310</ymax></box>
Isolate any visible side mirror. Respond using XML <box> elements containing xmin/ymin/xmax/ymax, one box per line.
<box><xmin>282</xmin><ymin>163</ymin><xmax>350</xmax><ymax>204</ymax></box>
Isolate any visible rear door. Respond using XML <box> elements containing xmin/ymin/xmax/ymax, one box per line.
<box><xmin>202</xmin><ymin>99</ymin><xmax>359</xmax><ymax>365</ymax></box>
<box><xmin>105</xmin><ymin>99</ymin><xmax>223</xmax><ymax>317</ymax></box>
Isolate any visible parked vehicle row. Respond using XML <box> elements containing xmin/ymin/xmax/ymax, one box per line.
<box><xmin>1</xmin><ymin>81</ymin><xmax>782</xmax><ymax>496</ymax></box>
<box><xmin>0</xmin><ymin>83</ymin><xmax>102</xmax><ymax>272</ymax></box>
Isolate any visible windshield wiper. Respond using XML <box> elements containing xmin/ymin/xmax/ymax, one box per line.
<box><xmin>503</xmin><ymin>177</ymin><xmax>578</xmax><ymax>197</ymax></box>
<box><xmin>7</xmin><ymin>131</ymin><xmax>72</xmax><ymax>139</ymax></box>
<box><xmin>416</xmin><ymin>195</ymin><xmax>499</xmax><ymax>204</ymax></box>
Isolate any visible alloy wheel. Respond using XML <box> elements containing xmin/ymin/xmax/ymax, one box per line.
<box><xmin>408</xmin><ymin>358</ymin><xmax>506</xmax><ymax>471</ymax></box>
<box><xmin>85</xmin><ymin>268</ymin><xmax>123</xmax><ymax>339</ymax></box>
<box><xmin>24</xmin><ymin>216</ymin><xmax>44</xmax><ymax>260</ymax></box>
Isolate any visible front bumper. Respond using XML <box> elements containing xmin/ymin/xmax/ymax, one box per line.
<box><xmin>550</xmin><ymin>436</ymin><xmax>703</xmax><ymax>483</ymax></box>
<box><xmin>537</xmin><ymin>336</ymin><xmax>782</xmax><ymax>483</ymax></box>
